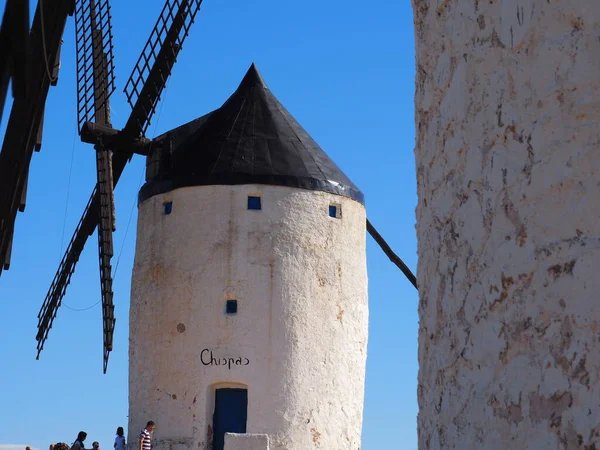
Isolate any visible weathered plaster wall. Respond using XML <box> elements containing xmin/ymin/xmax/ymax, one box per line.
<box><xmin>128</xmin><ymin>185</ymin><xmax>368</xmax><ymax>450</ymax></box>
<box><xmin>225</xmin><ymin>433</ymin><xmax>270</xmax><ymax>450</ymax></box>
<box><xmin>413</xmin><ymin>0</ymin><xmax>600</xmax><ymax>448</ymax></box>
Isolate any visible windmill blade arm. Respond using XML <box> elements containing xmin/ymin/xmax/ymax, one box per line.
<box><xmin>98</xmin><ymin>220</ymin><xmax>116</xmax><ymax>374</ymax></box>
<box><xmin>123</xmin><ymin>0</ymin><xmax>203</xmax><ymax>138</ymax></box>
<box><xmin>75</xmin><ymin>0</ymin><xmax>116</xmax><ymax>132</ymax></box>
<box><xmin>36</xmin><ymin>131</ymin><xmax>135</xmax><ymax>355</ymax></box>
<box><xmin>0</xmin><ymin>0</ymin><xmax>30</xmax><ymax>104</ymax></box>
<box><xmin>96</xmin><ymin>146</ymin><xmax>116</xmax><ymax>373</ymax></box>
<box><xmin>366</xmin><ymin>219</ymin><xmax>418</xmax><ymax>290</ymax></box>
<box><xmin>0</xmin><ymin>0</ymin><xmax>71</xmax><ymax>278</ymax></box>
<box><xmin>36</xmin><ymin>190</ymin><xmax>99</xmax><ymax>356</ymax></box>
<box><xmin>3</xmin><ymin>229</ymin><xmax>13</xmax><ymax>271</ymax></box>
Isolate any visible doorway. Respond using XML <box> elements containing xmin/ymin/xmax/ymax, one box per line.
<box><xmin>212</xmin><ymin>388</ymin><xmax>248</xmax><ymax>450</ymax></box>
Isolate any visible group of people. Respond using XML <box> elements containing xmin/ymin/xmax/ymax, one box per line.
<box><xmin>70</xmin><ymin>430</ymin><xmax>118</xmax><ymax>450</ymax></box>
<box><xmin>46</xmin><ymin>422</ymin><xmax>155</xmax><ymax>450</ymax></box>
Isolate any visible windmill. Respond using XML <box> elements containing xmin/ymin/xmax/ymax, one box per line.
<box><xmin>35</xmin><ymin>0</ymin><xmax>204</xmax><ymax>373</ymax></box>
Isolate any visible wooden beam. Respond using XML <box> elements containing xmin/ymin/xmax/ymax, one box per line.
<box><xmin>0</xmin><ymin>0</ymin><xmax>72</xmax><ymax>276</ymax></box>
<box><xmin>0</xmin><ymin>0</ymin><xmax>30</xmax><ymax>124</ymax></box>
<box><xmin>367</xmin><ymin>219</ymin><xmax>418</xmax><ymax>290</ymax></box>
<box><xmin>80</xmin><ymin>122</ymin><xmax>153</xmax><ymax>155</ymax></box>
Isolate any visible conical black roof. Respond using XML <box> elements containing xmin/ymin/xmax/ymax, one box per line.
<box><xmin>139</xmin><ymin>63</ymin><xmax>364</xmax><ymax>204</ymax></box>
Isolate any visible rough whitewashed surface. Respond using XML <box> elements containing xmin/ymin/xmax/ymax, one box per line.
<box><xmin>413</xmin><ymin>0</ymin><xmax>600</xmax><ymax>448</ymax></box>
<box><xmin>225</xmin><ymin>433</ymin><xmax>270</xmax><ymax>450</ymax></box>
<box><xmin>128</xmin><ymin>185</ymin><xmax>368</xmax><ymax>450</ymax></box>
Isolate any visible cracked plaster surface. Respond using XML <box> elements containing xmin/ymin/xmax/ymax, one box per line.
<box><xmin>129</xmin><ymin>185</ymin><xmax>368</xmax><ymax>450</ymax></box>
<box><xmin>413</xmin><ymin>0</ymin><xmax>600</xmax><ymax>448</ymax></box>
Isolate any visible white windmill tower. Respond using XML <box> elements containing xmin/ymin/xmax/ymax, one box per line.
<box><xmin>129</xmin><ymin>64</ymin><xmax>369</xmax><ymax>450</ymax></box>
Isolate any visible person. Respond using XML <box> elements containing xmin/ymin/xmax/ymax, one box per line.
<box><xmin>91</xmin><ymin>443</ymin><xmax>100</xmax><ymax>450</ymax></box>
<box><xmin>138</xmin><ymin>421</ymin><xmax>155</xmax><ymax>450</ymax></box>
<box><xmin>72</xmin><ymin>432</ymin><xmax>88</xmax><ymax>450</ymax></box>
<box><xmin>114</xmin><ymin>427</ymin><xmax>126</xmax><ymax>450</ymax></box>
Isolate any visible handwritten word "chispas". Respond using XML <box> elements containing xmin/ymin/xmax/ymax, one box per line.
<box><xmin>201</xmin><ymin>349</ymin><xmax>250</xmax><ymax>370</ymax></box>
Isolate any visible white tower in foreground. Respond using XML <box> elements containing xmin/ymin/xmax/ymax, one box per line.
<box><xmin>414</xmin><ymin>1</ymin><xmax>600</xmax><ymax>448</ymax></box>
<box><xmin>128</xmin><ymin>64</ymin><xmax>368</xmax><ymax>450</ymax></box>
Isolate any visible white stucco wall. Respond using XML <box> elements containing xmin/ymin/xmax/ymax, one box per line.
<box><xmin>128</xmin><ymin>184</ymin><xmax>368</xmax><ymax>450</ymax></box>
<box><xmin>413</xmin><ymin>0</ymin><xmax>600</xmax><ymax>448</ymax></box>
<box><xmin>224</xmin><ymin>433</ymin><xmax>269</xmax><ymax>450</ymax></box>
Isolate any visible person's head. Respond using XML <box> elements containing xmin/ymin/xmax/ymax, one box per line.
<box><xmin>116</xmin><ymin>427</ymin><xmax>124</xmax><ymax>437</ymax></box>
<box><xmin>145</xmin><ymin>421</ymin><xmax>155</xmax><ymax>432</ymax></box>
<box><xmin>92</xmin><ymin>443</ymin><xmax>99</xmax><ymax>450</ymax></box>
<box><xmin>26</xmin><ymin>446</ymin><xmax>31</xmax><ymax>450</ymax></box>
<box><xmin>77</xmin><ymin>432</ymin><xmax>88</xmax><ymax>442</ymax></box>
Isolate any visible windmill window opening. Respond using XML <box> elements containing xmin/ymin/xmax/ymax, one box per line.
<box><xmin>247</xmin><ymin>196</ymin><xmax>262</xmax><ymax>210</ymax></box>
<box><xmin>329</xmin><ymin>204</ymin><xmax>341</xmax><ymax>219</ymax></box>
<box><xmin>226</xmin><ymin>300</ymin><xmax>238</xmax><ymax>315</ymax></box>
<box><xmin>163</xmin><ymin>201</ymin><xmax>173</xmax><ymax>215</ymax></box>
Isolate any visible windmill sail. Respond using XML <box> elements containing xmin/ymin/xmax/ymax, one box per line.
<box><xmin>37</xmin><ymin>0</ymin><xmax>204</xmax><ymax>373</ymax></box>
<box><xmin>75</xmin><ymin>0</ymin><xmax>118</xmax><ymax>372</ymax></box>
<box><xmin>75</xmin><ymin>0</ymin><xmax>116</xmax><ymax>132</ymax></box>
<box><xmin>0</xmin><ymin>0</ymin><xmax>68</xmax><ymax>278</ymax></box>
<box><xmin>36</xmin><ymin>192</ymin><xmax>98</xmax><ymax>354</ymax></box>
<box><xmin>124</xmin><ymin>0</ymin><xmax>203</xmax><ymax>137</ymax></box>
<box><xmin>0</xmin><ymin>0</ymin><xmax>29</xmax><ymax>125</ymax></box>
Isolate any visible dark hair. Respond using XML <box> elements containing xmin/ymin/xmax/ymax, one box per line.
<box><xmin>116</xmin><ymin>427</ymin><xmax>124</xmax><ymax>437</ymax></box>
<box><xmin>77</xmin><ymin>432</ymin><xmax>87</xmax><ymax>442</ymax></box>
<box><xmin>146</xmin><ymin>421</ymin><xmax>155</xmax><ymax>428</ymax></box>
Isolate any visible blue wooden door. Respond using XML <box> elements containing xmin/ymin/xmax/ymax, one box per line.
<box><xmin>213</xmin><ymin>388</ymin><xmax>248</xmax><ymax>450</ymax></box>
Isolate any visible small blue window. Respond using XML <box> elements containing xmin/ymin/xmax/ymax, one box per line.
<box><xmin>226</xmin><ymin>300</ymin><xmax>238</xmax><ymax>315</ymax></box>
<box><xmin>247</xmin><ymin>196</ymin><xmax>262</xmax><ymax>210</ymax></box>
<box><xmin>164</xmin><ymin>201</ymin><xmax>173</xmax><ymax>215</ymax></box>
<box><xmin>329</xmin><ymin>205</ymin><xmax>338</xmax><ymax>218</ymax></box>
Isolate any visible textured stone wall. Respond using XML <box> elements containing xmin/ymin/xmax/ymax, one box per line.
<box><xmin>413</xmin><ymin>0</ymin><xmax>600</xmax><ymax>448</ymax></box>
<box><xmin>128</xmin><ymin>185</ymin><xmax>368</xmax><ymax>450</ymax></box>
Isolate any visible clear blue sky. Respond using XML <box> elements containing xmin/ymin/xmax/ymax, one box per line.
<box><xmin>0</xmin><ymin>1</ymin><xmax>417</xmax><ymax>449</ymax></box>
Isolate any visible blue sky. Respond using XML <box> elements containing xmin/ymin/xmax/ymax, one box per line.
<box><xmin>0</xmin><ymin>0</ymin><xmax>417</xmax><ymax>449</ymax></box>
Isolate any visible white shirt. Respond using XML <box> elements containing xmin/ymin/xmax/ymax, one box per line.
<box><xmin>114</xmin><ymin>436</ymin><xmax>126</xmax><ymax>450</ymax></box>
